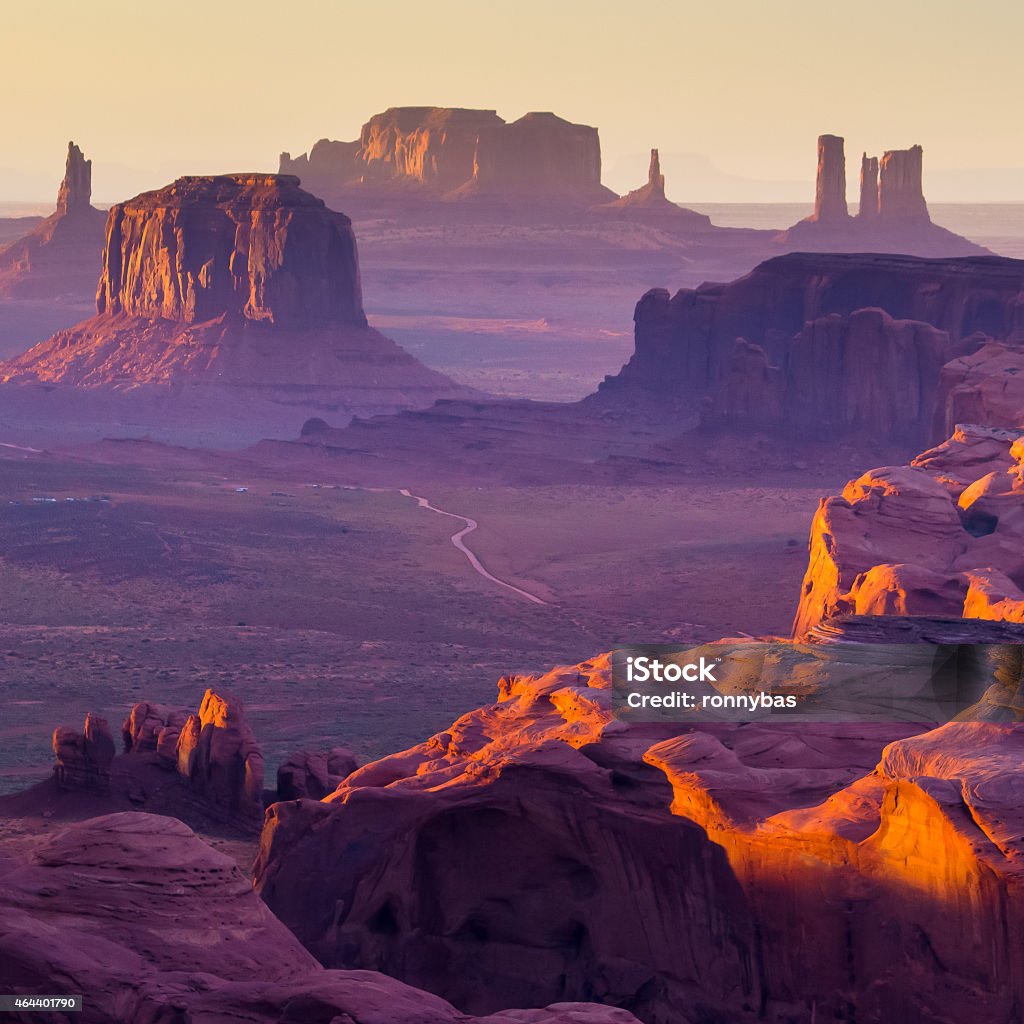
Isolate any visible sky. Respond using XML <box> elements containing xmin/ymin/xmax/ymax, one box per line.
<box><xmin>2</xmin><ymin>0</ymin><xmax>1021</xmax><ymax>205</ymax></box>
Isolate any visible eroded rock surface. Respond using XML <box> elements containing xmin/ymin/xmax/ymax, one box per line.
<box><xmin>0</xmin><ymin>812</ymin><xmax>635</xmax><ymax>1024</ymax></box>
<box><xmin>793</xmin><ymin>424</ymin><xmax>1024</xmax><ymax>636</ymax></box>
<box><xmin>254</xmin><ymin>652</ymin><xmax>1024</xmax><ymax>1024</ymax></box>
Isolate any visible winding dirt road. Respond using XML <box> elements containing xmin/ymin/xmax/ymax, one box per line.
<box><xmin>399</xmin><ymin>489</ymin><xmax>549</xmax><ymax>606</ymax></box>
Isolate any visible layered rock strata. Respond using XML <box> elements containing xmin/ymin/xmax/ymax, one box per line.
<box><xmin>598</xmin><ymin>251</ymin><xmax>1024</xmax><ymax>442</ymax></box>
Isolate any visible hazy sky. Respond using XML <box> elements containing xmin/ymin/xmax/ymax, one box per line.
<box><xmin>3</xmin><ymin>0</ymin><xmax>1021</xmax><ymax>204</ymax></box>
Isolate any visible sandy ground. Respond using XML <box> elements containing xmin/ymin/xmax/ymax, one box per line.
<box><xmin>0</xmin><ymin>451</ymin><xmax>844</xmax><ymax>795</ymax></box>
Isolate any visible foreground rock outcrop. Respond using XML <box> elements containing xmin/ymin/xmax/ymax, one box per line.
<box><xmin>281</xmin><ymin>107</ymin><xmax>615</xmax><ymax>204</ymax></box>
<box><xmin>255</xmin><ymin>647</ymin><xmax>1024</xmax><ymax>1024</ymax></box>
<box><xmin>0</xmin><ymin>174</ymin><xmax>469</xmax><ymax>434</ymax></box>
<box><xmin>0</xmin><ymin>141</ymin><xmax>106</xmax><ymax>299</ymax></box>
<box><xmin>598</xmin><ymin>251</ymin><xmax>1024</xmax><ymax>443</ymax></box>
<box><xmin>0</xmin><ymin>812</ymin><xmax>636</xmax><ymax>1024</ymax></box>
<box><xmin>793</xmin><ymin>423</ymin><xmax>1024</xmax><ymax>636</ymax></box>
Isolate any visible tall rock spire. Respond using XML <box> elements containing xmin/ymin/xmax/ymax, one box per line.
<box><xmin>55</xmin><ymin>141</ymin><xmax>93</xmax><ymax>217</ymax></box>
<box><xmin>858</xmin><ymin>153</ymin><xmax>879</xmax><ymax>220</ymax></box>
<box><xmin>812</xmin><ymin>134</ymin><xmax>848</xmax><ymax>223</ymax></box>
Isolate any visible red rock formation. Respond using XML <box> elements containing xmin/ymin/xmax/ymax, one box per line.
<box><xmin>780</xmin><ymin>136</ymin><xmax>976</xmax><ymax>254</ymax></box>
<box><xmin>281</xmin><ymin>107</ymin><xmax>615</xmax><ymax>203</ymax></box>
<box><xmin>858</xmin><ymin>152</ymin><xmax>879</xmax><ymax>219</ymax></box>
<box><xmin>879</xmin><ymin>145</ymin><xmax>930</xmax><ymax>224</ymax></box>
<box><xmin>0</xmin><ymin>174</ymin><xmax>470</xmax><ymax>426</ymax></box>
<box><xmin>810</xmin><ymin>133</ymin><xmax>848</xmax><ymax>223</ymax></box>
<box><xmin>708</xmin><ymin>307</ymin><xmax>951</xmax><ymax>442</ymax></box>
<box><xmin>599</xmin><ymin>251</ymin><xmax>1024</xmax><ymax>441</ymax></box>
<box><xmin>55</xmin><ymin>141</ymin><xmax>92</xmax><ymax>217</ymax></box>
<box><xmin>277</xmin><ymin>747</ymin><xmax>359</xmax><ymax>800</ymax></box>
<box><xmin>934</xmin><ymin>341</ymin><xmax>1024</xmax><ymax>438</ymax></box>
<box><xmin>0</xmin><ymin>141</ymin><xmax>106</xmax><ymax>300</ymax></box>
<box><xmin>175</xmin><ymin>689</ymin><xmax>264</xmax><ymax>821</ymax></box>
<box><xmin>254</xmin><ymin>647</ymin><xmax>1024</xmax><ymax>1024</ymax></box>
<box><xmin>793</xmin><ymin>423</ymin><xmax>1024</xmax><ymax>636</ymax></box>
<box><xmin>0</xmin><ymin>812</ymin><xmax>634</xmax><ymax>1024</ymax></box>
<box><xmin>52</xmin><ymin>713</ymin><xmax>116</xmax><ymax>790</ymax></box>
<box><xmin>96</xmin><ymin>174</ymin><xmax>364</xmax><ymax>328</ymax></box>
<box><xmin>598</xmin><ymin>149</ymin><xmax>712</xmax><ymax>229</ymax></box>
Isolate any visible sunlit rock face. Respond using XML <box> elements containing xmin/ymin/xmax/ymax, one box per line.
<box><xmin>254</xmin><ymin>648</ymin><xmax>1024</xmax><ymax>1024</ymax></box>
<box><xmin>598</xmin><ymin>251</ymin><xmax>1024</xmax><ymax>442</ymax></box>
<box><xmin>793</xmin><ymin>424</ymin><xmax>1024</xmax><ymax>636</ymax></box>
<box><xmin>281</xmin><ymin>106</ymin><xmax>615</xmax><ymax>203</ymax></box>
<box><xmin>96</xmin><ymin>174</ymin><xmax>365</xmax><ymax>329</ymax></box>
<box><xmin>0</xmin><ymin>812</ymin><xmax>637</xmax><ymax>1024</ymax></box>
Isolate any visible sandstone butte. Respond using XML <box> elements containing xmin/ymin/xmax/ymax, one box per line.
<box><xmin>280</xmin><ymin>106</ymin><xmax>616</xmax><ymax>203</ymax></box>
<box><xmin>0</xmin><ymin>141</ymin><xmax>106</xmax><ymax>299</ymax></box>
<box><xmin>0</xmin><ymin>173</ymin><xmax>469</xmax><ymax>421</ymax></box>
<box><xmin>596</xmin><ymin>250</ymin><xmax>1024</xmax><ymax>445</ymax></box>
<box><xmin>777</xmin><ymin>134</ymin><xmax>984</xmax><ymax>256</ymax></box>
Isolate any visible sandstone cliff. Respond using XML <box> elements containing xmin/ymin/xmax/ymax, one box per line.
<box><xmin>0</xmin><ymin>141</ymin><xmax>106</xmax><ymax>300</ymax></box>
<box><xmin>597</xmin><ymin>251</ymin><xmax>1024</xmax><ymax>443</ymax></box>
<box><xmin>281</xmin><ymin>106</ymin><xmax>615</xmax><ymax>203</ymax></box>
<box><xmin>793</xmin><ymin>423</ymin><xmax>1024</xmax><ymax>636</ymax></box>
<box><xmin>0</xmin><ymin>174</ymin><xmax>470</xmax><ymax>433</ymax></box>
<box><xmin>254</xmin><ymin>645</ymin><xmax>1024</xmax><ymax>1024</ymax></box>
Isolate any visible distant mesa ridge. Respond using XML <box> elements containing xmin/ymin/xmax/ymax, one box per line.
<box><xmin>280</xmin><ymin>105</ymin><xmax>616</xmax><ymax>203</ymax></box>
<box><xmin>597</xmin><ymin>250</ymin><xmax>1024</xmax><ymax>445</ymax></box>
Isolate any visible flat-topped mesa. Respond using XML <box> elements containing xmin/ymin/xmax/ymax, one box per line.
<box><xmin>468</xmin><ymin>111</ymin><xmax>606</xmax><ymax>197</ymax></box>
<box><xmin>858</xmin><ymin>153</ymin><xmax>879</xmax><ymax>220</ymax></box>
<box><xmin>55</xmin><ymin>141</ymin><xmax>93</xmax><ymax>217</ymax></box>
<box><xmin>878</xmin><ymin>144</ymin><xmax>930</xmax><ymax>224</ymax></box>
<box><xmin>281</xmin><ymin>106</ymin><xmax>614</xmax><ymax>202</ymax></box>
<box><xmin>811</xmin><ymin>134</ymin><xmax>848</xmax><ymax>223</ymax></box>
<box><xmin>95</xmin><ymin>173</ymin><xmax>365</xmax><ymax>330</ymax></box>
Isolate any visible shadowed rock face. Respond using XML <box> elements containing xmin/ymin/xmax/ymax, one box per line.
<box><xmin>254</xmin><ymin>649</ymin><xmax>1024</xmax><ymax>1024</ymax></box>
<box><xmin>96</xmin><ymin>174</ymin><xmax>365</xmax><ymax>329</ymax></box>
<box><xmin>0</xmin><ymin>812</ymin><xmax>636</xmax><ymax>1024</ymax></box>
<box><xmin>793</xmin><ymin>424</ymin><xmax>1024</xmax><ymax>637</ymax></box>
<box><xmin>811</xmin><ymin>133</ymin><xmax>848</xmax><ymax>223</ymax></box>
<box><xmin>858</xmin><ymin>153</ymin><xmax>879</xmax><ymax>220</ymax></box>
<box><xmin>879</xmin><ymin>145</ymin><xmax>930</xmax><ymax>224</ymax></box>
<box><xmin>598</xmin><ymin>251</ymin><xmax>1024</xmax><ymax>442</ymax></box>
